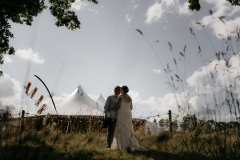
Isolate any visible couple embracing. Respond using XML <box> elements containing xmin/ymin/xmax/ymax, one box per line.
<box><xmin>104</xmin><ymin>85</ymin><xmax>148</xmax><ymax>151</ymax></box>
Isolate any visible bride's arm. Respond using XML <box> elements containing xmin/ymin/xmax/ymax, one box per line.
<box><xmin>130</xmin><ymin>102</ymin><xmax>132</xmax><ymax>110</ymax></box>
<box><xmin>109</xmin><ymin>97</ymin><xmax>122</xmax><ymax>111</ymax></box>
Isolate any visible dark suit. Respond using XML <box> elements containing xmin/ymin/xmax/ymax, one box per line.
<box><xmin>104</xmin><ymin>95</ymin><xmax>118</xmax><ymax>148</ymax></box>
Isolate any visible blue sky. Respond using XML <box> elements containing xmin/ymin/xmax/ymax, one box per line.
<box><xmin>1</xmin><ymin>0</ymin><xmax>240</xmax><ymax>122</ymax></box>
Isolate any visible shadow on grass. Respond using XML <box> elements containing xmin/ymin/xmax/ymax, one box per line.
<box><xmin>0</xmin><ymin>144</ymin><xmax>95</xmax><ymax>160</ymax></box>
<box><xmin>127</xmin><ymin>149</ymin><xmax>220</xmax><ymax>160</ymax></box>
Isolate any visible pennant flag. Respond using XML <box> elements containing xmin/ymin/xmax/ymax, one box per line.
<box><xmin>28</xmin><ymin>87</ymin><xmax>38</xmax><ymax>98</ymax></box>
<box><xmin>35</xmin><ymin>95</ymin><xmax>44</xmax><ymax>106</ymax></box>
<box><xmin>25</xmin><ymin>82</ymin><xmax>32</xmax><ymax>95</ymax></box>
<box><xmin>42</xmin><ymin>113</ymin><xmax>50</xmax><ymax>125</ymax></box>
<box><xmin>50</xmin><ymin>122</ymin><xmax>56</xmax><ymax>133</ymax></box>
<box><xmin>37</xmin><ymin>104</ymin><xmax>47</xmax><ymax>114</ymax></box>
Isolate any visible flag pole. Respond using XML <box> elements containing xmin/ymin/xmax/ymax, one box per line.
<box><xmin>34</xmin><ymin>75</ymin><xmax>58</xmax><ymax>115</ymax></box>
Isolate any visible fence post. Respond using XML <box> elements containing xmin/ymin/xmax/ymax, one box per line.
<box><xmin>168</xmin><ymin>110</ymin><xmax>172</xmax><ymax>134</ymax></box>
<box><xmin>21</xmin><ymin>110</ymin><xmax>25</xmax><ymax>130</ymax></box>
<box><xmin>237</xmin><ymin>117</ymin><xmax>239</xmax><ymax>133</ymax></box>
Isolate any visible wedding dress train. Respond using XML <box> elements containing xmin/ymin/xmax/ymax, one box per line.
<box><xmin>111</xmin><ymin>96</ymin><xmax>148</xmax><ymax>151</ymax></box>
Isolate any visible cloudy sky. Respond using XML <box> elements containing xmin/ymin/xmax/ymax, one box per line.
<box><xmin>1</xmin><ymin>0</ymin><xmax>240</xmax><ymax>122</ymax></box>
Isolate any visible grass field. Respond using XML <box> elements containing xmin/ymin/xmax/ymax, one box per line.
<box><xmin>0</xmin><ymin>123</ymin><xmax>240</xmax><ymax>160</ymax></box>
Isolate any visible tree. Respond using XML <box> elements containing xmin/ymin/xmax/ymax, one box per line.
<box><xmin>189</xmin><ymin>114</ymin><xmax>197</xmax><ymax>131</ymax></box>
<box><xmin>159</xmin><ymin>119</ymin><xmax>165</xmax><ymax>127</ymax></box>
<box><xmin>0</xmin><ymin>0</ymin><xmax>98</xmax><ymax>76</ymax></box>
<box><xmin>153</xmin><ymin>119</ymin><xmax>157</xmax><ymax>123</ymax></box>
<box><xmin>172</xmin><ymin>119</ymin><xmax>178</xmax><ymax>130</ymax></box>
<box><xmin>180</xmin><ymin>114</ymin><xmax>198</xmax><ymax>131</ymax></box>
<box><xmin>202</xmin><ymin>120</ymin><xmax>215</xmax><ymax>133</ymax></box>
<box><xmin>226</xmin><ymin>121</ymin><xmax>238</xmax><ymax>132</ymax></box>
<box><xmin>202</xmin><ymin>121</ymin><xmax>211</xmax><ymax>134</ymax></box>
<box><xmin>215</xmin><ymin>122</ymin><xmax>226</xmax><ymax>131</ymax></box>
<box><xmin>180</xmin><ymin>114</ymin><xmax>193</xmax><ymax>131</ymax></box>
<box><xmin>227</xmin><ymin>0</ymin><xmax>240</xmax><ymax>6</ymax></box>
<box><xmin>158</xmin><ymin>118</ymin><xmax>178</xmax><ymax>130</ymax></box>
<box><xmin>188</xmin><ymin>0</ymin><xmax>201</xmax><ymax>11</ymax></box>
<box><xmin>158</xmin><ymin>118</ymin><xmax>169</xmax><ymax>128</ymax></box>
<box><xmin>188</xmin><ymin>0</ymin><xmax>240</xmax><ymax>11</ymax></box>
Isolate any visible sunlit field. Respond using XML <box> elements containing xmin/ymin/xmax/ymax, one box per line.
<box><xmin>1</xmin><ymin>1</ymin><xmax>240</xmax><ymax>160</ymax></box>
<box><xmin>0</xmin><ymin>119</ymin><xmax>240</xmax><ymax>160</ymax></box>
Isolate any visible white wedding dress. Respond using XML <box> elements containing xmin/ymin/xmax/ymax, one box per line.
<box><xmin>111</xmin><ymin>96</ymin><xmax>148</xmax><ymax>151</ymax></box>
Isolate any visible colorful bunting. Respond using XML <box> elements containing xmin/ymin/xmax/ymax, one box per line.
<box><xmin>28</xmin><ymin>87</ymin><xmax>38</xmax><ymax>98</ymax></box>
<box><xmin>37</xmin><ymin>104</ymin><xmax>47</xmax><ymax>114</ymax></box>
<box><xmin>25</xmin><ymin>82</ymin><xmax>32</xmax><ymax>95</ymax></box>
<box><xmin>42</xmin><ymin>113</ymin><xmax>50</xmax><ymax>125</ymax></box>
<box><xmin>50</xmin><ymin>122</ymin><xmax>56</xmax><ymax>133</ymax></box>
<box><xmin>35</xmin><ymin>95</ymin><xmax>44</xmax><ymax>106</ymax></box>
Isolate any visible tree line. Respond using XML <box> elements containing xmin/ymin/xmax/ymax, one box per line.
<box><xmin>154</xmin><ymin>114</ymin><xmax>239</xmax><ymax>133</ymax></box>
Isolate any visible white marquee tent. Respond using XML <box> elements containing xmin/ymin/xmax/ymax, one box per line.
<box><xmin>41</xmin><ymin>85</ymin><xmax>105</xmax><ymax>116</ymax></box>
<box><xmin>95</xmin><ymin>93</ymin><xmax>106</xmax><ymax>112</ymax></box>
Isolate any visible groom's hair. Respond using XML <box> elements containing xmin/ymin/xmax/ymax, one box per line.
<box><xmin>114</xmin><ymin>86</ymin><xmax>120</xmax><ymax>91</ymax></box>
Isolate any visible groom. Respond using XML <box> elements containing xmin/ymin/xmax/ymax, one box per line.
<box><xmin>104</xmin><ymin>86</ymin><xmax>121</xmax><ymax>150</ymax></box>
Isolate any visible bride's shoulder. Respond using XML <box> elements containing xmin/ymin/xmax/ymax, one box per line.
<box><xmin>121</xmin><ymin>95</ymin><xmax>132</xmax><ymax>103</ymax></box>
<box><xmin>118</xmin><ymin>95</ymin><xmax>124</xmax><ymax>100</ymax></box>
<box><xmin>126</xmin><ymin>94</ymin><xmax>132</xmax><ymax>101</ymax></box>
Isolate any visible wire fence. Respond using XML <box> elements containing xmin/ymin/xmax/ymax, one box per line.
<box><xmin>0</xmin><ymin>115</ymin><xmax>147</xmax><ymax>135</ymax></box>
<box><xmin>1</xmin><ymin>112</ymin><xmax>240</xmax><ymax>137</ymax></box>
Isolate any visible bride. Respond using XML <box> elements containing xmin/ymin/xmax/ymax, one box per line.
<box><xmin>108</xmin><ymin>85</ymin><xmax>148</xmax><ymax>151</ymax></box>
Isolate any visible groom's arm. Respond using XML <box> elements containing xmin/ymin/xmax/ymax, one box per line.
<box><xmin>109</xmin><ymin>97</ymin><xmax>122</xmax><ymax>111</ymax></box>
<box><xmin>104</xmin><ymin>96</ymin><xmax>111</xmax><ymax>117</ymax></box>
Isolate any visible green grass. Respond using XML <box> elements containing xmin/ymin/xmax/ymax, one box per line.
<box><xmin>0</xmin><ymin>124</ymin><xmax>240</xmax><ymax>160</ymax></box>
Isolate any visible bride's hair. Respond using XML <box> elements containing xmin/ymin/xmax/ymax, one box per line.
<box><xmin>121</xmin><ymin>85</ymin><xmax>129</xmax><ymax>93</ymax></box>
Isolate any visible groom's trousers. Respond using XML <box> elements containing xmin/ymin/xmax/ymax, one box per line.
<box><xmin>107</xmin><ymin>118</ymin><xmax>117</xmax><ymax>148</ymax></box>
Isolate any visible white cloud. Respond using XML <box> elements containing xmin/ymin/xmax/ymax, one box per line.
<box><xmin>145</xmin><ymin>2</ymin><xmax>165</xmax><ymax>24</ymax></box>
<box><xmin>0</xmin><ymin>72</ymin><xmax>21</xmax><ymax>102</ymax></box>
<box><xmin>181</xmin><ymin>52</ymin><xmax>240</xmax><ymax>118</ymax></box>
<box><xmin>133</xmin><ymin>4</ymin><xmax>138</xmax><ymax>10</ymax></box>
<box><xmin>212</xmin><ymin>17</ymin><xmax>240</xmax><ymax>38</ymax></box>
<box><xmin>128</xmin><ymin>90</ymin><xmax>142</xmax><ymax>104</ymax></box>
<box><xmin>188</xmin><ymin>96</ymin><xmax>211</xmax><ymax>115</ymax></box>
<box><xmin>178</xmin><ymin>2</ymin><xmax>191</xmax><ymax>15</ymax></box>
<box><xmin>62</xmin><ymin>93</ymin><xmax>70</xmax><ymax>98</ymax></box>
<box><xmin>126</xmin><ymin>14</ymin><xmax>132</xmax><ymax>22</ymax></box>
<box><xmin>145</xmin><ymin>0</ymin><xmax>191</xmax><ymax>24</ymax></box>
<box><xmin>0</xmin><ymin>101</ymin><xmax>16</xmax><ymax>111</ymax></box>
<box><xmin>195</xmin><ymin>0</ymin><xmax>240</xmax><ymax>38</ymax></box>
<box><xmin>89</xmin><ymin>9</ymin><xmax>98</xmax><ymax>14</ymax></box>
<box><xmin>8</xmin><ymin>103</ymin><xmax>37</xmax><ymax>117</ymax></box>
<box><xmin>131</xmin><ymin>0</ymin><xmax>138</xmax><ymax>10</ymax></box>
<box><xmin>88</xmin><ymin>94</ymin><xmax>98</xmax><ymax>101</ymax></box>
<box><xmin>152</xmin><ymin>69</ymin><xmax>161</xmax><ymax>73</ymax></box>
<box><xmin>4</xmin><ymin>55</ymin><xmax>12</xmax><ymax>63</ymax></box>
<box><xmin>131</xmin><ymin>52</ymin><xmax>240</xmax><ymax>118</ymax></box>
<box><xmin>0</xmin><ymin>101</ymin><xmax>28</xmax><ymax>117</ymax></box>
<box><xmin>42</xmin><ymin>94</ymin><xmax>69</xmax><ymax>107</ymax></box>
<box><xmin>71</xmin><ymin>0</ymin><xmax>88</xmax><ymax>10</ymax></box>
<box><xmin>187</xmin><ymin>53</ymin><xmax>240</xmax><ymax>94</ymax></box>
<box><xmin>39</xmin><ymin>94</ymin><xmax>70</xmax><ymax>115</ymax></box>
<box><xmin>15</xmin><ymin>48</ymin><xmax>45</xmax><ymax>64</ymax></box>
